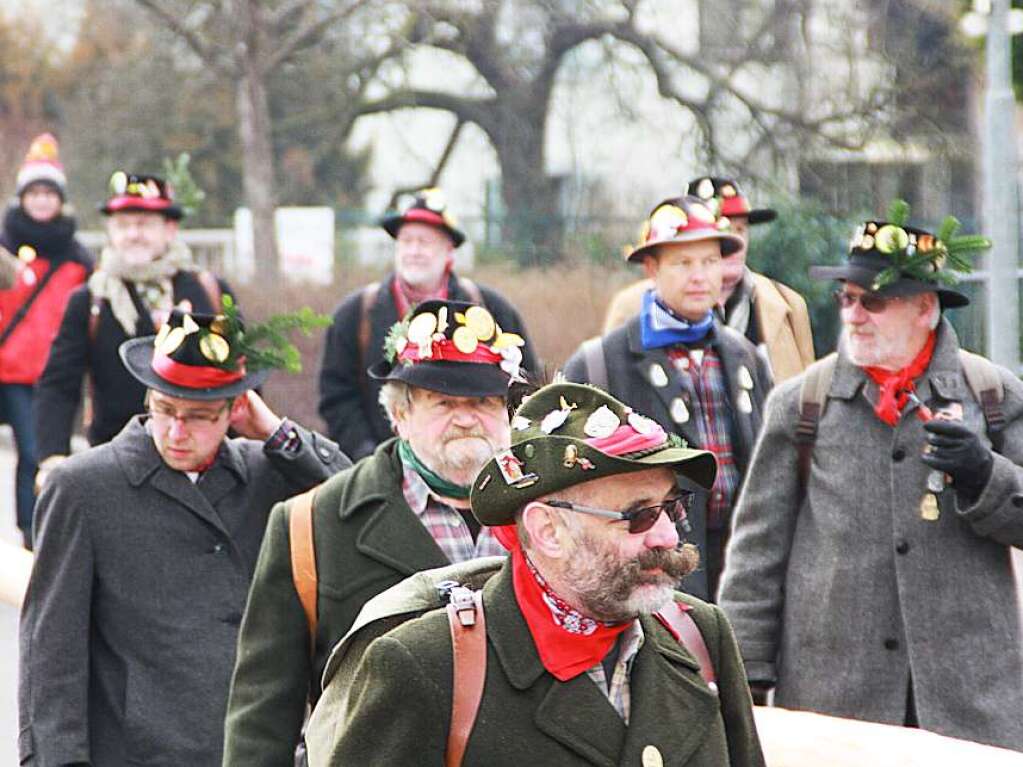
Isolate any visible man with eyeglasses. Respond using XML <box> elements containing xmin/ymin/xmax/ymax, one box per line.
<box><xmin>19</xmin><ymin>309</ymin><xmax>349</xmax><ymax>767</ymax></box>
<box><xmin>317</xmin><ymin>188</ymin><xmax>537</xmax><ymax>461</ymax></box>
<box><xmin>718</xmin><ymin>208</ymin><xmax>1023</xmax><ymax>750</ymax></box>
<box><xmin>224</xmin><ymin>299</ymin><xmax>525</xmax><ymax>766</ymax></box>
<box><xmin>33</xmin><ymin>171</ymin><xmax>232</xmax><ymax>494</ymax></box>
<box><xmin>316</xmin><ymin>381</ymin><xmax>765</xmax><ymax>766</ymax></box>
<box><xmin>564</xmin><ymin>195</ymin><xmax>772</xmax><ymax>601</ymax></box>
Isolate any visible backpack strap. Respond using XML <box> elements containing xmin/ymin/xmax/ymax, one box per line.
<box><xmin>654</xmin><ymin>603</ymin><xmax>717</xmax><ymax>690</ymax></box>
<box><xmin>795</xmin><ymin>353</ymin><xmax>838</xmax><ymax>504</ymax></box>
<box><xmin>958</xmin><ymin>349</ymin><xmax>1006</xmax><ymax>452</ymax></box>
<box><xmin>581</xmin><ymin>337</ymin><xmax>609</xmax><ymax>392</ymax></box>
<box><xmin>446</xmin><ymin>586</ymin><xmax>487</xmax><ymax>767</ymax></box>
<box><xmin>288</xmin><ymin>487</ymin><xmax>320</xmax><ymax>654</ymax></box>
<box><xmin>457</xmin><ymin>276</ymin><xmax>484</xmax><ymax>305</ymax></box>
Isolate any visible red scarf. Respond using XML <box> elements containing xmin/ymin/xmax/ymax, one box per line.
<box><xmin>493</xmin><ymin>525</ymin><xmax>631</xmax><ymax>682</ymax></box>
<box><xmin>863</xmin><ymin>331</ymin><xmax>936</xmax><ymax>426</ymax></box>
<box><xmin>391</xmin><ymin>264</ymin><xmax>452</xmax><ymax>317</ymax></box>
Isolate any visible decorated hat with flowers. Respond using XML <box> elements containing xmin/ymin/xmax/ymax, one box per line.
<box><xmin>626</xmin><ymin>194</ymin><xmax>744</xmax><ymax>264</ymax></box>
<box><xmin>686</xmin><ymin>176</ymin><xmax>776</xmax><ymax>225</ymax></box>
<box><xmin>369</xmin><ymin>299</ymin><xmax>526</xmax><ymax>398</ymax></box>
<box><xmin>119</xmin><ymin>297</ymin><xmax>330</xmax><ymax>400</ymax></box>
<box><xmin>380</xmin><ymin>187</ymin><xmax>465</xmax><ymax>248</ymax></box>
<box><xmin>470</xmin><ymin>382</ymin><xmax>717</xmax><ymax>525</ymax></box>
<box><xmin>809</xmin><ymin>199</ymin><xmax>991</xmax><ymax>309</ymax></box>
<box><xmin>101</xmin><ymin>171</ymin><xmax>183</xmax><ymax>220</ymax></box>
<box><xmin>16</xmin><ymin>133</ymin><xmax>67</xmax><ymax>200</ymax></box>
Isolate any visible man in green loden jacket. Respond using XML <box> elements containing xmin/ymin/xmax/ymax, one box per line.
<box><xmin>318</xmin><ymin>382</ymin><xmax>765</xmax><ymax>766</ymax></box>
<box><xmin>223</xmin><ymin>299</ymin><xmax>527</xmax><ymax>765</ymax></box>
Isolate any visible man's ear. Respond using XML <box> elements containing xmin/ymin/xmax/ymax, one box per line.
<box><xmin>641</xmin><ymin>253</ymin><xmax>659</xmax><ymax>280</ymax></box>
<box><xmin>228</xmin><ymin>394</ymin><xmax>246</xmax><ymax>419</ymax></box>
<box><xmin>521</xmin><ymin>501</ymin><xmax>570</xmax><ymax>559</ymax></box>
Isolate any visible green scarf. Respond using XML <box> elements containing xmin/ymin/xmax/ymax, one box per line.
<box><xmin>397</xmin><ymin>439</ymin><xmax>471</xmax><ymax>500</ymax></box>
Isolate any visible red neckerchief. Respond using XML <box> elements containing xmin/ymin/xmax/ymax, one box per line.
<box><xmin>863</xmin><ymin>331</ymin><xmax>936</xmax><ymax>426</ymax></box>
<box><xmin>492</xmin><ymin>525</ymin><xmax>631</xmax><ymax>682</ymax></box>
<box><xmin>391</xmin><ymin>263</ymin><xmax>452</xmax><ymax>317</ymax></box>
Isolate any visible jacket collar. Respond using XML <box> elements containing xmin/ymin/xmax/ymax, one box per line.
<box><xmin>336</xmin><ymin>439</ymin><xmax>451</xmax><ymax>575</ymax></box>
<box><xmin>750</xmin><ymin>272</ymin><xmax>792</xmax><ymax>347</ymax></box>
<box><xmin>111</xmin><ymin>416</ymin><xmax>248</xmax><ymax>534</ymax></box>
<box><xmin>483</xmin><ymin>561</ymin><xmax>719</xmax><ymax>765</ymax></box>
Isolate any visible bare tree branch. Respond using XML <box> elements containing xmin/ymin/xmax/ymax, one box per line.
<box><xmin>358</xmin><ymin>88</ymin><xmax>497</xmax><ymax>136</ymax></box>
<box><xmin>266</xmin><ymin>0</ymin><xmax>368</xmax><ymax>72</ymax></box>
<box><xmin>133</xmin><ymin>0</ymin><xmax>228</xmax><ymax>73</ymax></box>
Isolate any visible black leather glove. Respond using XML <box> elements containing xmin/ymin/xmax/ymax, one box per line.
<box><xmin>921</xmin><ymin>419</ymin><xmax>993</xmax><ymax>503</ymax></box>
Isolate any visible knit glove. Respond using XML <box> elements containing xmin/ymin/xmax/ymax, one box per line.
<box><xmin>921</xmin><ymin>419</ymin><xmax>993</xmax><ymax>503</ymax></box>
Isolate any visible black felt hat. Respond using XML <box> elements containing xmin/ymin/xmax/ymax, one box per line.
<box><xmin>686</xmin><ymin>176</ymin><xmax>776</xmax><ymax>225</ymax></box>
<box><xmin>101</xmin><ymin>171</ymin><xmax>183</xmax><ymax>220</ymax></box>
<box><xmin>120</xmin><ymin>310</ymin><xmax>268</xmax><ymax>400</ymax></box>
<box><xmin>809</xmin><ymin>217</ymin><xmax>986</xmax><ymax>309</ymax></box>
<box><xmin>380</xmin><ymin>188</ymin><xmax>465</xmax><ymax>247</ymax></box>
<box><xmin>368</xmin><ymin>299</ymin><xmax>525</xmax><ymax>397</ymax></box>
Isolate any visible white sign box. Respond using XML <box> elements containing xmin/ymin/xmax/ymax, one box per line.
<box><xmin>275</xmin><ymin>206</ymin><xmax>335</xmax><ymax>285</ymax></box>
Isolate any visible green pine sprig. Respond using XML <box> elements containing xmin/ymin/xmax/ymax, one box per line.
<box><xmin>383</xmin><ymin>318</ymin><xmax>411</xmax><ymax>364</ymax></box>
<box><xmin>215</xmin><ymin>294</ymin><xmax>331</xmax><ymax>374</ymax></box>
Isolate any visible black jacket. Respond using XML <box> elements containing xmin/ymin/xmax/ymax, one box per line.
<box><xmin>563</xmin><ymin>317</ymin><xmax>771</xmax><ymax>599</ymax></box>
<box><xmin>318</xmin><ymin>272</ymin><xmax>539</xmax><ymax>460</ymax></box>
<box><xmin>34</xmin><ymin>271</ymin><xmax>232</xmax><ymax>461</ymax></box>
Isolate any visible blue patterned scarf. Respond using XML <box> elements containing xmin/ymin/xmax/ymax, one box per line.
<box><xmin>639</xmin><ymin>289</ymin><xmax>714</xmax><ymax>350</ymax></box>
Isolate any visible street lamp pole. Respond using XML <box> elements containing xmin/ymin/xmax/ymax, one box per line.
<box><xmin>984</xmin><ymin>0</ymin><xmax>1021</xmax><ymax>370</ymax></box>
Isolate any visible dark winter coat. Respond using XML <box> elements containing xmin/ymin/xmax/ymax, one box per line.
<box><xmin>317</xmin><ymin>272</ymin><xmax>538</xmax><ymax>460</ymax></box>
<box><xmin>0</xmin><ymin>206</ymin><xmax>92</xmax><ymax>384</ymax></box>
<box><xmin>563</xmin><ymin>317</ymin><xmax>771</xmax><ymax>599</ymax></box>
<box><xmin>33</xmin><ymin>270</ymin><xmax>231</xmax><ymax>460</ymax></box>
<box><xmin>718</xmin><ymin>319</ymin><xmax>1023</xmax><ymax>751</ymax></box>
<box><xmin>223</xmin><ymin>438</ymin><xmax>468</xmax><ymax>767</ymax></box>
<box><xmin>313</xmin><ymin>559</ymin><xmax>765</xmax><ymax>767</ymax></box>
<box><xmin>18</xmin><ymin>416</ymin><xmax>349</xmax><ymax>767</ymax></box>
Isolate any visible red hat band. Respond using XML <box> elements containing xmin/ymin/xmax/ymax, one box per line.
<box><xmin>719</xmin><ymin>196</ymin><xmax>752</xmax><ymax>218</ymax></box>
<box><xmin>400</xmin><ymin>208</ymin><xmax>448</xmax><ymax>230</ymax></box>
<box><xmin>398</xmin><ymin>339</ymin><xmax>502</xmax><ymax>366</ymax></box>
<box><xmin>105</xmin><ymin>196</ymin><xmax>174</xmax><ymax>214</ymax></box>
<box><xmin>151</xmin><ymin>350</ymin><xmax>247</xmax><ymax>389</ymax></box>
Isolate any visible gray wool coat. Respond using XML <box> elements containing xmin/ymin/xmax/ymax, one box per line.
<box><xmin>18</xmin><ymin>416</ymin><xmax>349</xmax><ymax>767</ymax></box>
<box><xmin>718</xmin><ymin>319</ymin><xmax>1023</xmax><ymax>751</ymax></box>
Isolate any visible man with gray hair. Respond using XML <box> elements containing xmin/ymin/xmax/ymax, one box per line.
<box><xmin>223</xmin><ymin>299</ymin><xmax>526</xmax><ymax>766</ymax></box>
<box><xmin>718</xmin><ymin>204</ymin><xmax>1023</xmax><ymax>750</ymax></box>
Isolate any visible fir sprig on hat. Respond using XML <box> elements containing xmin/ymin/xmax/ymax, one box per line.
<box><xmin>872</xmin><ymin>199</ymin><xmax>991</xmax><ymax>291</ymax></box>
<box><xmin>210</xmin><ymin>295</ymin><xmax>331</xmax><ymax>374</ymax></box>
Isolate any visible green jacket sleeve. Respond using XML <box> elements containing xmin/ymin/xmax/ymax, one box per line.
<box><xmin>223</xmin><ymin>501</ymin><xmax>313</xmax><ymax>767</ymax></box>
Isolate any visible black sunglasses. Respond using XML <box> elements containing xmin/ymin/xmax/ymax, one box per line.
<box><xmin>544</xmin><ymin>494</ymin><xmax>692</xmax><ymax>534</ymax></box>
<box><xmin>832</xmin><ymin>288</ymin><xmax>901</xmax><ymax>314</ymax></box>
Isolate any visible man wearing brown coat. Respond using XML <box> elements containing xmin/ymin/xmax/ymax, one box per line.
<box><xmin>316</xmin><ymin>382</ymin><xmax>765</xmax><ymax>766</ymax></box>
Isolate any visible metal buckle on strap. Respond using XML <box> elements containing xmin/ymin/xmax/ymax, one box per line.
<box><xmin>448</xmin><ymin>585</ymin><xmax>478</xmax><ymax>627</ymax></box>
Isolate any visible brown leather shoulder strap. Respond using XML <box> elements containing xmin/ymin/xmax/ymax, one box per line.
<box><xmin>196</xmin><ymin>269</ymin><xmax>224</xmax><ymax>312</ymax></box>
<box><xmin>357</xmin><ymin>282</ymin><xmax>381</xmax><ymax>371</ymax></box>
<box><xmin>446</xmin><ymin>587</ymin><xmax>486</xmax><ymax>767</ymax></box>
<box><xmin>457</xmin><ymin>276</ymin><xmax>483</xmax><ymax>305</ymax></box>
<box><xmin>288</xmin><ymin>487</ymin><xmax>320</xmax><ymax>654</ymax></box>
<box><xmin>655</xmin><ymin>604</ymin><xmax>716</xmax><ymax>689</ymax></box>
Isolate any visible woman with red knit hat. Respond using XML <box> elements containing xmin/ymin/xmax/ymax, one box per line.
<box><xmin>0</xmin><ymin>133</ymin><xmax>92</xmax><ymax>549</ymax></box>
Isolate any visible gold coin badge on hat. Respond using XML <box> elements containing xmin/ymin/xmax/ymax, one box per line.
<box><xmin>17</xmin><ymin>245</ymin><xmax>36</xmax><ymax>264</ymax></box>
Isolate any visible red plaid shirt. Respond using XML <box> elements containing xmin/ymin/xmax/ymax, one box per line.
<box><xmin>401</xmin><ymin>465</ymin><xmax>507</xmax><ymax>563</ymax></box>
<box><xmin>666</xmin><ymin>346</ymin><xmax>739</xmax><ymax>530</ymax></box>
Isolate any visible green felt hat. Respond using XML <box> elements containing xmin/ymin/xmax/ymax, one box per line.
<box><xmin>470</xmin><ymin>382</ymin><xmax>717</xmax><ymax>526</ymax></box>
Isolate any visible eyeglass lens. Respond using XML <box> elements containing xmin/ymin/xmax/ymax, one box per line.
<box><xmin>832</xmin><ymin>289</ymin><xmax>889</xmax><ymax>313</ymax></box>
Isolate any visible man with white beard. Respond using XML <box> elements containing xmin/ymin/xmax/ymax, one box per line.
<box><xmin>223</xmin><ymin>299</ymin><xmax>527</xmax><ymax>766</ymax></box>
<box><xmin>718</xmin><ymin>205</ymin><xmax>1023</xmax><ymax>751</ymax></box>
<box><xmin>317</xmin><ymin>188</ymin><xmax>537</xmax><ymax>461</ymax></box>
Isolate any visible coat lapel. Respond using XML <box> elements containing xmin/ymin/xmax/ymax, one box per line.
<box><xmin>750</xmin><ymin>272</ymin><xmax>790</xmax><ymax>351</ymax></box>
<box><xmin>625</xmin><ymin>318</ymin><xmax>702</xmax><ymax>448</ymax></box>
<box><xmin>484</xmin><ymin>564</ymin><xmax>625</xmax><ymax>767</ymax></box>
<box><xmin>113</xmin><ymin>416</ymin><xmax>231</xmax><ymax>535</ymax></box>
<box><xmin>618</xmin><ymin>616</ymin><xmax>720</xmax><ymax>764</ymax></box>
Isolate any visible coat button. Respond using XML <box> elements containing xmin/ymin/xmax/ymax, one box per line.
<box><xmin>892</xmin><ymin>448</ymin><xmax>906</xmax><ymax>462</ymax></box>
<box><xmin>641</xmin><ymin>745</ymin><xmax>664</xmax><ymax>767</ymax></box>
<box><xmin>1013</xmin><ymin>495</ymin><xmax>1023</xmax><ymax>508</ymax></box>
<box><xmin>319</xmin><ymin>447</ymin><xmax>331</xmax><ymax>459</ymax></box>
<box><xmin>884</xmin><ymin>638</ymin><xmax>899</xmax><ymax>650</ymax></box>
<box><xmin>223</xmin><ymin>612</ymin><xmax>243</xmax><ymax>627</ymax></box>
<box><xmin>212</xmin><ymin>543</ymin><xmax>226</xmax><ymax>554</ymax></box>
<box><xmin>895</xmin><ymin>540</ymin><xmax>910</xmax><ymax>555</ymax></box>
